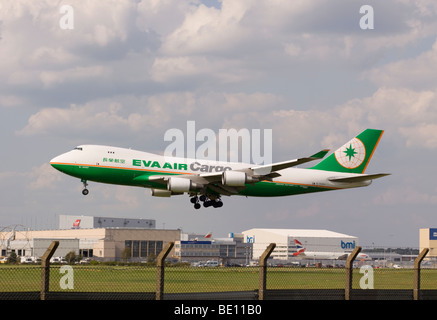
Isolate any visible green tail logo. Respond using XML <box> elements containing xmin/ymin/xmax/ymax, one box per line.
<box><xmin>310</xmin><ymin>129</ymin><xmax>384</xmax><ymax>174</ymax></box>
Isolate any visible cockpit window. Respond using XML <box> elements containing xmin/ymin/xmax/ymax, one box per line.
<box><xmin>74</xmin><ymin>147</ymin><xmax>83</xmax><ymax>151</ymax></box>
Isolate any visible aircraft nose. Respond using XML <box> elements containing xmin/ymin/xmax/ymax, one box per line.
<box><xmin>50</xmin><ymin>155</ymin><xmax>59</xmax><ymax>164</ymax></box>
<box><xmin>50</xmin><ymin>154</ymin><xmax>64</xmax><ymax>165</ymax></box>
<box><xmin>50</xmin><ymin>155</ymin><xmax>63</xmax><ymax>172</ymax></box>
<box><xmin>50</xmin><ymin>152</ymin><xmax>71</xmax><ymax>170</ymax></box>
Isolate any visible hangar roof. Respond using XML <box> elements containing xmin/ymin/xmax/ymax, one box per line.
<box><xmin>242</xmin><ymin>228</ymin><xmax>356</xmax><ymax>238</ymax></box>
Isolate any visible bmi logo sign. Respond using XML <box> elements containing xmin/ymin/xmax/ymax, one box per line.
<box><xmin>246</xmin><ymin>236</ymin><xmax>255</xmax><ymax>243</ymax></box>
<box><xmin>341</xmin><ymin>240</ymin><xmax>356</xmax><ymax>250</ymax></box>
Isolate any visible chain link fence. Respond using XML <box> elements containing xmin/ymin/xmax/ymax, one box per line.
<box><xmin>0</xmin><ymin>242</ymin><xmax>436</xmax><ymax>300</ymax></box>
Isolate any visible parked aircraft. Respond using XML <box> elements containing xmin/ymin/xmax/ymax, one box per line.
<box><xmin>292</xmin><ymin>239</ymin><xmax>371</xmax><ymax>260</ymax></box>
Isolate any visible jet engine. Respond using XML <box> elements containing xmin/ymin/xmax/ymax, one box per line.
<box><xmin>221</xmin><ymin>171</ymin><xmax>257</xmax><ymax>187</ymax></box>
<box><xmin>151</xmin><ymin>189</ymin><xmax>172</xmax><ymax>197</ymax></box>
<box><xmin>167</xmin><ymin>177</ymin><xmax>200</xmax><ymax>193</ymax></box>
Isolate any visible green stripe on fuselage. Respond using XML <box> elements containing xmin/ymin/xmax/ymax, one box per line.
<box><xmin>52</xmin><ymin>163</ymin><xmax>333</xmax><ymax>197</ymax></box>
<box><xmin>51</xmin><ymin>163</ymin><xmax>178</xmax><ymax>188</ymax></box>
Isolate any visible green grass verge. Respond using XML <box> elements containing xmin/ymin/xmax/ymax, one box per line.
<box><xmin>1</xmin><ymin>265</ymin><xmax>436</xmax><ymax>293</ymax></box>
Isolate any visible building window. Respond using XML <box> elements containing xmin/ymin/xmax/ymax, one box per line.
<box><xmin>80</xmin><ymin>249</ymin><xmax>94</xmax><ymax>258</ymax></box>
<box><xmin>140</xmin><ymin>241</ymin><xmax>147</xmax><ymax>257</ymax></box>
<box><xmin>125</xmin><ymin>240</ymin><xmax>163</xmax><ymax>259</ymax></box>
<box><xmin>132</xmin><ymin>241</ymin><xmax>140</xmax><ymax>257</ymax></box>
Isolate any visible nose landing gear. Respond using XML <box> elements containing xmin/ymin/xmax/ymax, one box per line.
<box><xmin>81</xmin><ymin>180</ymin><xmax>89</xmax><ymax>196</ymax></box>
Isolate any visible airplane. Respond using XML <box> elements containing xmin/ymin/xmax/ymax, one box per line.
<box><xmin>291</xmin><ymin>239</ymin><xmax>371</xmax><ymax>261</ymax></box>
<box><xmin>50</xmin><ymin>128</ymin><xmax>389</xmax><ymax>209</ymax></box>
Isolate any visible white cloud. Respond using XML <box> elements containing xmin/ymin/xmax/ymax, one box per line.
<box><xmin>39</xmin><ymin>65</ymin><xmax>112</xmax><ymax>88</ymax></box>
<box><xmin>399</xmin><ymin>124</ymin><xmax>437</xmax><ymax>149</ymax></box>
<box><xmin>17</xmin><ymin>91</ymin><xmax>284</xmax><ymax>138</ymax></box>
<box><xmin>160</xmin><ymin>1</ymin><xmax>248</xmax><ymax>56</ymax></box>
<box><xmin>218</xmin><ymin>86</ymin><xmax>437</xmax><ymax>152</ymax></box>
<box><xmin>0</xmin><ymin>95</ymin><xmax>25</xmax><ymax>108</ymax></box>
<box><xmin>28</xmin><ymin>163</ymin><xmax>62</xmax><ymax>190</ymax></box>
<box><xmin>365</xmin><ymin>39</ymin><xmax>437</xmax><ymax>90</ymax></box>
<box><xmin>374</xmin><ymin>186</ymin><xmax>437</xmax><ymax>205</ymax></box>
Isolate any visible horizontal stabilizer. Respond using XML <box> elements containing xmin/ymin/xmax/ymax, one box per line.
<box><xmin>329</xmin><ymin>173</ymin><xmax>390</xmax><ymax>183</ymax></box>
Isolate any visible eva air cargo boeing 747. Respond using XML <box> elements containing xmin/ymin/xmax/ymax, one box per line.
<box><xmin>50</xmin><ymin>129</ymin><xmax>389</xmax><ymax>209</ymax></box>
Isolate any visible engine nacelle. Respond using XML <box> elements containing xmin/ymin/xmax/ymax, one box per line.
<box><xmin>167</xmin><ymin>177</ymin><xmax>199</xmax><ymax>193</ymax></box>
<box><xmin>151</xmin><ymin>189</ymin><xmax>172</xmax><ymax>197</ymax></box>
<box><xmin>151</xmin><ymin>189</ymin><xmax>183</xmax><ymax>197</ymax></box>
<box><xmin>221</xmin><ymin>171</ymin><xmax>257</xmax><ymax>187</ymax></box>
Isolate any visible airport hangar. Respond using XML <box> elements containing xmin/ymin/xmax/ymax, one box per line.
<box><xmin>242</xmin><ymin>228</ymin><xmax>359</xmax><ymax>261</ymax></box>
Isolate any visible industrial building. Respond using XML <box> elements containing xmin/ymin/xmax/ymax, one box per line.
<box><xmin>242</xmin><ymin>228</ymin><xmax>359</xmax><ymax>262</ymax></box>
<box><xmin>1</xmin><ymin>221</ymin><xmax>361</xmax><ymax>264</ymax></box>
<box><xmin>420</xmin><ymin>228</ymin><xmax>437</xmax><ymax>258</ymax></box>
<box><xmin>0</xmin><ymin>215</ymin><xmax>179</xmax><ymax>261</ymax></box>
<box><xmin>1</xmin><ymin>215</ymin><xmax>251</xmax><ymax>264</ymax></box>
<box><xmin>174</xmin><ymin>233</ymin><xmax>253</xmax><ymax>265</ymax></box>
<box><xmin>59</xmin><ymin>215</ymin><xmax>156</xmax><ymax>230</ymax></box>
<box><xmin>6</xmin><ymin>217</ymin><xmax>429</xmax><ymax>266</ymax></box>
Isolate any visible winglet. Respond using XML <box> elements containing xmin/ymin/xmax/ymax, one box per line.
<box><xmin>310</xmin><ymin>149</ymin><xmax>330</xmax><ymax>159</ymax></box>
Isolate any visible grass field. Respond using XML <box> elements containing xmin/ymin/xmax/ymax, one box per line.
<box><xmin>1</xmin><ymin>265</ymin><xmax>436</xmax><ymax>293</ymax></box>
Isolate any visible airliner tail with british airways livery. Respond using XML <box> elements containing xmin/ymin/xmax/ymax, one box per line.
<box><xmin>50</xmin><ymin>129</ymin><xmax>389</xmax><ymax>209</ymax></box>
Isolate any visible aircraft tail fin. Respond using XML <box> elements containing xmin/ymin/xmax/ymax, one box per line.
<box><xmin>310</xmin><ymin>129</ymin><xmax>384</xmax><ymax>174</ymax></box>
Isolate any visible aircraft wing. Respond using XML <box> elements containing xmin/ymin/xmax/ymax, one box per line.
<box><xmin>249</xmin><ymin>149</ymin><xmax>329</xmax><ymax>175</ymax></box>
<box><xmin>197</xmin><ymin>149</ymin><xmax>330</xmax><ymax>183</ymax></box>
<box><xmin>193</xmin><ymin>149</ymin><xmax>330</xmax><ymax>196</ymax></box>
<box><xmin>135</xmin><ymin>149</ymin><xmax>329</xmax><ymax>196</ymax></box>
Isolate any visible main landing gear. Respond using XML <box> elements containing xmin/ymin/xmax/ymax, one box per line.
<box><xmin>190</xmin><ymin>195</ymin><xmax>223</xmax><ymax>209</ymax></box>
<box><xmin>81</xmin><ymin>179</ymin><xmax>89</xmax><ymax>196</ymax></box>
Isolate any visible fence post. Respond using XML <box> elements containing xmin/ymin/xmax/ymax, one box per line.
<box><xmin>258</xmin><ymin>243</ymin><xmax>276</xmax><ymax>300</ymax></box>
<box><xmin>345</xmin><ymin>246</ymin><xmax>361</xmax><ymax>300</ymax></box>
<box><xmin>413</xmin><ymin>248</ymin><xmax>429</xmax><ymax>300</ymax></box>
<box><xmin>156</xmin><ymin>242</ymin><xmax>174</xmax><ymax>300</ymax></box>
<box><xmin>40</xmin><ymin>241</ymin><xmax>59</xmax><ymax>300</ymax></box>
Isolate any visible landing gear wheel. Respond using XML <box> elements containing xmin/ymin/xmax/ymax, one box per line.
<box><xmin>81</xmin><ymin>180</ymin><xmax>89</xmax><ymax>196</ymax></box>
<box><xmin>212</xmin><ymin>200</ymin><xmax>223</xmax><ymax>208</ymax></box>
<box><xmin>190</xmin><ymin>194</ymin><xmax>223</xmax><ymax>209</ymax></box>
<box><xmin>190</xmin><ymin>195</ymin><xmax>201</xmax><ymax>209</ymax></box>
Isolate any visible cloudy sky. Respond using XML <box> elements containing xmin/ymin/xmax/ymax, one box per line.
<box><xmin>1</xmin><ymin>0</ymin><xmax>437</xmax><ymax>248</ymax></box>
